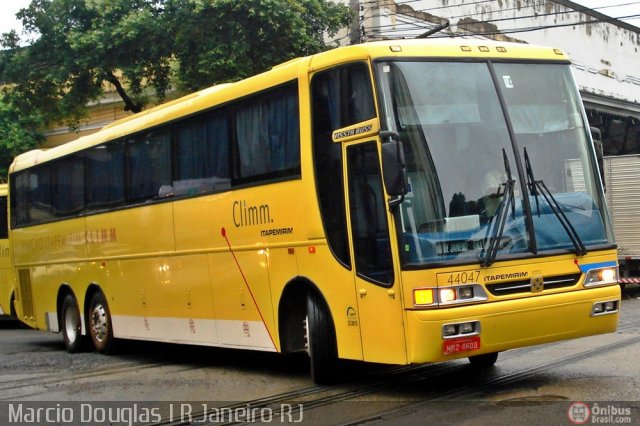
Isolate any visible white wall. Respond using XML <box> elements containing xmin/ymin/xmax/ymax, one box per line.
<box><xmin>338</xmin><ymin>0</ymin><xmax>640</xmax><ymax>115</ymax></box>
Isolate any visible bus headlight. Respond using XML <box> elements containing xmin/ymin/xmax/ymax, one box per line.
<box><xmin>442</xmin><ymin>320</ymin><xmax>480</xmax><ymax>338</ymax></box>
<box><xmin>458</xmin><ymin>286</ymin><xmax>474</xmax><ymax>299</ymax></box>
<box><xmin>591</xmin><ymin>300</ymin><xmax>618</xmax><ymax>316</ymax></box>
<box><xmin>413</xmin><ymin>285</ymin><xmax>487</xmax><ymax>308</ymax></box>
<box><xmin>439</xmin><ymin>288</ymin><xmax>457</xmax><ymax>303</ymax></box>
<box><xmin>584</xmin><ymin>266</ymin><xmax>618</xmax><ymax>287</ymax></box>
<box><xmin>442</xmin><ymin>324</ymin><xmax>457</xmax><ymax>336</ymax></box>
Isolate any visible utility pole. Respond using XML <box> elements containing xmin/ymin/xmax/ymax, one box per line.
<box><xmin>349</xmin><ymin>0</ymin><xmax>361</xmax><ymax>44</ymax></box>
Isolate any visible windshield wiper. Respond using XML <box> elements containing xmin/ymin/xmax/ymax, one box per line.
<box><xmin>524</xmin><ymin>148</ymin><xmax>587</xmax><ymax>256</ymax></box>
<box><xmin>482</xmin><ymin>149</ymin><xmax>515</xmax><ymax>267</ymax></box>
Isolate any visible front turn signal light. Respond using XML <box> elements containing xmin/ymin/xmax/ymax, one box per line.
<box><xmin>414</xmin><ymin>288</ymin><xmax>435</xmax><ymax>306</ymax></box>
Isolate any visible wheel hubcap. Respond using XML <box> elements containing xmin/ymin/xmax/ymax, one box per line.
<box><xmin>90</xmin><ymin>304</ymin><xmax>108</xmax><ymax>342</ymax></box>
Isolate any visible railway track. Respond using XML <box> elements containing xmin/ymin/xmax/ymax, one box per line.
<box><xmin>2</xmin><ymin>287</ymin><xmax>638</xmax><ymax>421</ymax></box>
<box><xmin>142</xmin><ymin>309</ymin><xmax>640</xmax><ymax>426</ymax></box>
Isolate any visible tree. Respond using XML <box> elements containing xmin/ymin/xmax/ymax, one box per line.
<box><xmin>169</xmin><ymin>0</ymin><xmax>352</xmax><ymax>92</ymax></box>
<box><xmin>0</xmin><ymin>0</ymin><xmax>351</xmax><ymax>134</ymax></box>
<box><xmin>0</xmin><ymin>94</ymin><xmax>44</xmax><ymax>179</ymax></box>
<box><xmin>2</xmin><ymin>0</ymin><xmax>174</xmax><ymax>126</ymax></box>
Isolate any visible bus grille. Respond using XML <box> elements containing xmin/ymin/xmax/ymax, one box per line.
<box><xmin>485</xmin><ymin>274</ymin><xmax>581</xmax><ymax>296</ymax></box>
<box><xmin>18</xmin><ymin>269</ymin><xmax>35</xmax><ymax>319</ymax></box>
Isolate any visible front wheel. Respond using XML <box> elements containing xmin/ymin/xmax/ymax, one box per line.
<box><xmin>469</xmin><ymin>352</ymin><xmax>499</xmax><ymax>368</ymax></box>
<box><xmin>306</xmin><ymin>291</ymin><xmax>338</xmax><ymax>384</ymax></box>
<box><xmin>88</xmin><ymin>291</ymin><xmax>115</xmax><ymax>354</ymax></box>
<box><xmin>60</xmin><ymin>294</ymin><xmax>86</xmax><ymax>353</ymax></box>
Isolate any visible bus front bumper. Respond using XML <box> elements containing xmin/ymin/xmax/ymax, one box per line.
<box><xmin>405</xmin><ymin>285</ymin><xmax>621</xmax><ymax>364</ymax></box>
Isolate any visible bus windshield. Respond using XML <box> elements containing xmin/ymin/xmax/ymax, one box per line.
<box><xmin>377</xmin><ymin>60</ymin><xmax>613</xmax><ymax>267</ymax></box>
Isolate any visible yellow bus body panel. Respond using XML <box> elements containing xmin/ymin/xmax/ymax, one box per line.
<box><xmin>8</xmin><ymin>39</ymin><xmax>616</xmax><ymax>368</ymax></box>
<box><xmin>406</xmin><ymin>283</ymin><xmax>619</xmax><ymax>363</ymax></box>
<box><xmin>402</xmin><ymin>249</ymin><xmax>620</xmax><ymax>363</ymax></box>
<box><xmin>0</xmin><ymin>184</ymin><xmax>14</xmax><ymax>317</ymax></box>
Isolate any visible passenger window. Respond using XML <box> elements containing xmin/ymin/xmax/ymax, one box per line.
<box><xmin>175</xmin><ymin>111</ymin><xmax>230</xmax><ymax>195</ymax></box>
<box><xmin>54</xmin><ymin>156</ymin><xmax>84</xmax><ymax>216</ymax></box>
<box><xmin>86</xmin><ymin>143</ymin><xmax>125</xmax><ymax>209</ymax></box>
<box><xmin>0</xmin><ymin>196</ymin><xmax>8</xmax><ymax>238</ymax></box>
<box><xmin>29</xmin><ymin>166</ymin><xmax>54</xmax><ymax>225</ymax></box>
<box><xmin>234</xmin><ymin>84</ymin><xmax>300</xmax><ymax>183</ymax></box>
<box><xmin>126</xmin><ymin>129</ymin><xmax>172</xmax><ymax>202</ymax></box>
<box><xmin>11</xmin><ymin>173</ymin><xmax>30</xmax><ymax>227</ymax></box>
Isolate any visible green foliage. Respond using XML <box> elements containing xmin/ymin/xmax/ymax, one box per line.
<box><xmin>169</xmin><ymin>0</ymin><xmax>352</xmax><ymax>91</ymax></box>
<box><xmin>2</xmin><ymin>0</ymin><xmax>174</xmax><ymax>122</ymax></box>
<box><xmin>0</xmin><ymin>95</ymin><xmax>44</xmax><ymax>179</ymax></box>
<box><xmin>0</xmin><ymin>0</ymin><xmax>352</xmax><ymax>174</ymax></box>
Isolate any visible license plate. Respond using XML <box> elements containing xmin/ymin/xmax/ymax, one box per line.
<box><xmin>443</xmin><ymin>335</ymin><xmax>481</xmax><ymax>355</ymax></box>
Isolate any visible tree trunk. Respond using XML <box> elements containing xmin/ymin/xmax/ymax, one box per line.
<box><xmin>103</xmin><ymin>71</ymin><xmax>142</xmax><ymax>113</ymax></box>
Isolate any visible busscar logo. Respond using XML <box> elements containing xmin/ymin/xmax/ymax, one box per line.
<box><xmin>333</xmin><ymin>124</ymin><xmax>373</xmax><ymax>140</ymax></box>
<box><xmin>483</xmin><ymin>271</ymin><xmax>528</xmax><ymax>282</ymax></box>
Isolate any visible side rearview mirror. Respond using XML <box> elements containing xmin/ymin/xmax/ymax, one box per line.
<box><xmin>380</xmin><ymin>131</ymin><xmax>408</xmax><ymax>207</ymax></box>
<box><xmin>590</xmin><ymin>126</ymin><xmax>605</xmax><ymax>191</ymax></box>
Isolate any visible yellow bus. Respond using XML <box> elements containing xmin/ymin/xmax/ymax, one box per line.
<box><xmin>0</xmin><ymin>184</ymin><xmax>16</xmax><ymax>319</ymax></box>
<box><xmin>9</xmin><ymin>39</ymin><xmax>620</xmax><ymax>383</ymax></box>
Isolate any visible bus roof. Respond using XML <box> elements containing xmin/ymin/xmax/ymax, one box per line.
<box><xmin>9</xmin><ymin>39</ymin><xmax>568</xmax><ymax>173</ymax></box>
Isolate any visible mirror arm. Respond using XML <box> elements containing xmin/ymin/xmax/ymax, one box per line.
<box><xmin>380</xmin><ymin>130</ymin><xmax>400</xmax><ymax>142</ymax></box>
<box><xmin>388</xmin><ymin>194</ymin><xmax>405</xmax><ymax>208</ymax></box>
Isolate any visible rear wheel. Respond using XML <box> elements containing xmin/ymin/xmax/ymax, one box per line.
<box><xmin>88</xmin><ymin>291</ymin><xmax>115</xmax><ymax>354</ymax></box>
<box><xmin>305</xmin><ymin>291</ymin><xmax>338</xmax><ymax>384</ymax></box>
<box><xmin>60</xmin><ymin>294</ymin><xmax>86</xmax><ymax>353</ymax></box>
<box><xmin>469</xmin><ymin>352</ymin><xmax>499</xmax><ymax>368</ymax></box>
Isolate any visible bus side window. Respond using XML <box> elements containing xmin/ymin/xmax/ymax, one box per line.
<box><xmin>0</xmin><ymin>196</ymin><xmax>7</xmax><ymax>239</ymax></box>
<box><xmin>125</xmin><ymin>129</ymin><xmax>172</xmax><ymax>203</ymax></box>
<box><xmin>29</xmin><ymin>166</ymin><xmax>54</xmax><ymax>224</ymax></box>
<box><xmin>86</xmin><ymin>143</ymin><xmax>125</xmax><ymax>210</ymax></box>
<box><xmin>54</xmin><ymin>155</ymin><xmax>84</xmax><ymax>217</ymax></box>
<box><xmin>174</xmin><ymin>111</ymin><xmax>230</xmax><ymax>195</ymax></box>
<box><xmin>233</xmin><ymin>84</ymin><xmax>300</xmax><ymax>184</ymax></box>
<box><xmin>11</xmin><ymin>173</ymin><xmax>30</xmax><ymax>227</ymax></box>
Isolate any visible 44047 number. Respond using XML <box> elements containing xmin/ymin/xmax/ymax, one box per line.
<box><xmin>440</xmin><ymin>270</ymin><xmax>481</xmax><ymax>286</ymax></box>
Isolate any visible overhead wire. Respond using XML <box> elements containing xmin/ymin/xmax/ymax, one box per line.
<box><xmin>362</xmin><ymin>0</ymin><xmax>640</xmax><ymax>38</ymax></box>
<box><xmin>438</xmin><ymin>13</ymin><xmax>640</xmax><ymax>38</ymax></box>
<box><xmin>364</xmin><ymin>0</ymin><xmax>640</xmax><ymax>26</ymax></box>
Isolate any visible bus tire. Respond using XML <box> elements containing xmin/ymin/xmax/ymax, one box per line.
<box><xmin>469</xmin><ymin>352</ymin><xmax>498</xmax><ymax>368</ymax></box>
<box><xmin>88</xmin><ymin>291</ymin><xmax>115</xmax><ymax>354</ymax></box>
<box><xmin>61</xmin><ymin>294</ymin><xmax>86</xmax><ymax>353</ymax></box>
<box><xmin>306</xmin><ymin>291</ymin><xmax>338</xmax><ymax>384</ymax></box>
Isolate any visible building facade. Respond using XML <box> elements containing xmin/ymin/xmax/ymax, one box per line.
<box><xmin>338</xmin><ymin>0</ymin><xmax>640</xmax><ymax>156</ymax></box>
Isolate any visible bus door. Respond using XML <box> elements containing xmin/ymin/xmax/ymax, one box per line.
<box><xmin>345</xmin><ymin>141</ymin><xmax>407</xmax><ymax>364</ymax></box>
